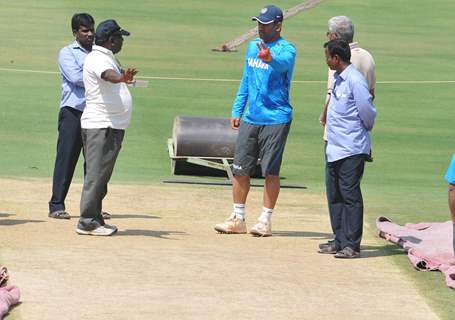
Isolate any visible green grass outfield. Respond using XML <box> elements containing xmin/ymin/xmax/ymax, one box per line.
<box><xmin>1</xmin><ymin>0</ymin><xmax>454</xmax><ymax>318</ymax></box>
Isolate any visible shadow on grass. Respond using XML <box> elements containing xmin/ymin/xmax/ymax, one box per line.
<box><xmin>273</xmin><ymin>230</ymin><xmax>333</xmax><ymax>239</ymax></box>
<box><xmin>117</xmin><ymin>229</ymin><xmax>186</xmax><ymax>239</ymax></box>
<box><xmin>360</xmin><ymin>244</ymin><xmax>405</xmax><ymax>258</ymax></box>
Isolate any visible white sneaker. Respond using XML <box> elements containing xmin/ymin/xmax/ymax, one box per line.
<box><xmin>76</xmin><ymin>224</ymin><xmax>118</xmax><ymax>236</ymax></box>
<box><xmin>214</xmin><ymin>213</ymin><xmax>247</xmax><ymax>234</ymax></box>
<box><xmin>250</xmin><ymin>219</ymin><xmax>272</xmax><ymax>237</ymax></box>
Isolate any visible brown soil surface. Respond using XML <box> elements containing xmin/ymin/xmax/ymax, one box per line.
<box><xmin>0</xmin><ymin>178</ymin><xmax>438</xmax><ymax>320</ymax></box>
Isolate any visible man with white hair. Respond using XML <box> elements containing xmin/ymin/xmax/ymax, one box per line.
<box><xmin>319</xmin><ymin>16</ymin><xmax>376</xmax><ymax>129</ymax></box>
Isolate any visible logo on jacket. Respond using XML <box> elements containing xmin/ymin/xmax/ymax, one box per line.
<box><xmin>233</xmin><ymin>164</ymin><xmax>243</xmax><ymax>170</ymax></box>
<box><xmin>248</xmin><ymin>58</ymin><xmax>269</xmax><ymax>70</ymax></box>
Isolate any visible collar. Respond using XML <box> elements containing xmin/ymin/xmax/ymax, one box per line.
<box><xmin>259</xmin><ymin>37</ymin><xmax>282</xmax><ymax>46</ymax></box>
<box><xmin>92</xmin><ymin>45</ymin><xmax>123</xmax><ymax>71</ymax></box>
<box><xmin>349</xmin><ymin>42</ymin><xmax>359</xmax><ymax>49</ymax></box>
<box><xmin>335</xmin><ymin>64</ymin><xmax>354</xmax><ymax>81</ymax></box>
<box><xmin>71</xmin><ymin>40</ymin><xmax>90</xmax><ymax>53</ymax></box>
<box><xmin>92</xmin><ymin>45</ymin><xmax>114</xmax><ymax>57</ymax></box>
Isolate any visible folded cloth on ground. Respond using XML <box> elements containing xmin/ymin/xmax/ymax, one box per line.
<box><xmin>0</xmin><ymin>285</ymin><xmax>20</xmax><ymax>319</ymax></box>
<box><xmin>376</xmin><ymin>216</ymin><xmax>455</xmax><ymax>289</ymax></box>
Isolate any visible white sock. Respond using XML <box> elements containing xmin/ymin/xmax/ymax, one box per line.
<box><xmin>259</xmin><ymin>207</ymin><xmax>273</xmax><ymax>223</ymax></box>
<box><xmin>233</xmin><ymin>203</ymin><xmax>245</xmax><ymax>220</ymax></box>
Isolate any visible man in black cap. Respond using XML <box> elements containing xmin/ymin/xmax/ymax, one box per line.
<box><xmin>214</xmin><ymin>5</ymin><xmax>296</xmax><ymax>237</ymax></box>
<box><xmin>76</xmin><ymin>19</ymin><xmax>137</xmax><ymax>236</ymax></box>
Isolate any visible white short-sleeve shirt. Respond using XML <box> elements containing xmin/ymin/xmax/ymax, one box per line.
<box><xmin>81</xmin><ymin>45</ymin><xmax>132</xmax><ymax>130</ymax></box>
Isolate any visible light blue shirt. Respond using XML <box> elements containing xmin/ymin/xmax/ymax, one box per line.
<box><xmin>58</xmin><ymin>41</ymin><xmax>90</xmax><ymax>111</ymax></box>
<box><xmin>445</xmin><ymin>154</ymin><xmax>455</xmax><ymax>184</ymax></box>
<box><xmin>326</xmin><ymin>64</ymin><xmax>376</xmax><ymax>162</ymax></box>
<box><xmin>232</xmin><ymin>37</ymin><xmax>296</xmax><ymax>125</ymax></box>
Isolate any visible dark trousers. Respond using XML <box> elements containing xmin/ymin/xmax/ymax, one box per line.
<box><xmin>326</xmin><ymin>154</ymin><xmax>365</xmax><ymax>252</ymax></box>
<box><xmin>78</xmin><ymin>128</ymin><xmax>124</xmax><ymax>231</ymax></box>
<box><xmin>49</xmin><ymin>107</ymin><xmax>84</xmax><ymax>213</ymax></box>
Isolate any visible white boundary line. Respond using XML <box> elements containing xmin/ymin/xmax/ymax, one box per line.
<box><xmin>0</xmin><ymin>67</ymin><xmax>59</xmax><ymax>75</ymax></box>
<box><xmin>1</xmin><ymin>67</ymin><xmax>455</xmax><ymax>84</ymax></box>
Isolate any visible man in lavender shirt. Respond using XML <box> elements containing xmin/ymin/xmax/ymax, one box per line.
<box><xmin>319</xmin><ymin>39</ymin><xmax>376</xmax><ymax>258</ymax></box>
<box><xmin>49</xmin><ymin>13</ymin><xmax>109</xmax><ymax>220</ymax></box>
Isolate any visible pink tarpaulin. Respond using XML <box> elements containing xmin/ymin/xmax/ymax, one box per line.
<box><xmin>376</xmin><ymin>217</ymin><xmax>455</xmax><ymax>289</ymax></box>
<box><xmin>0</xmin><ymin>285</ymin><xmax>20</xmax><ymax>319</ymax></box>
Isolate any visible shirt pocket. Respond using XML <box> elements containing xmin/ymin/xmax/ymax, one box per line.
<box><xmin>331</xmin><ymin>91</ymin><xmax>353</xmax><ymax>115</ymax></box>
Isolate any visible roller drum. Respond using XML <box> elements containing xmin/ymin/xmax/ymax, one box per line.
<box><xmin>173</xmin><ymin>116</ymin><xmax>237</xmax><ymax>158</ymax></box>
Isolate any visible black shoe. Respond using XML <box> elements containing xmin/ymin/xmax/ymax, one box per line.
<box><xmin>334</xmin><ymin>247</ymin><xmax>360</xmax><ymax>259</ymax></box>
<box><xmin>318</xmin><ymin>239</ymin><xmax>335</xmax><ymax>250</ymax></box>
<box><xmin>318</xmin><ymin>243</ymin><xmax>337</xmax><ymax>254</ymax></box>
<box><xmin>48</xmin><ymin>210</ymin><xmax>71</xmax><ymax>219</ymax></box>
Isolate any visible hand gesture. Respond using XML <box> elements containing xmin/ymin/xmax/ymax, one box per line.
<box><xmin>257</xmin><ymin>42</ymin><xmax>272</xmax><ymax>62</ymax></box>
<box><xmin>121</xmin><ymin>68</ymin><xmax>138</xmax><ymax>84</ymax></box>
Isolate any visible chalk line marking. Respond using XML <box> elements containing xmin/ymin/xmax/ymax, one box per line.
<box><xmin>1</xmin><ymin>67</ymin><xmax>454</xmax><ymax>84</ymax></box>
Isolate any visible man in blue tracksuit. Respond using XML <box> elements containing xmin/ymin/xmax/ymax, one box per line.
<box><xmin>215</xmin><ymin>5</ymin><xmax>296</xmax><ymax>237</ymax></box>
<box><xmin>445</xmin><ymin>154</ymin><xmax>455</xmax><ymax>254</ymax></box>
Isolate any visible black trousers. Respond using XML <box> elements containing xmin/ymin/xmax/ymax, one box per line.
<box><xmin>326</xmin><ymin>154</ymin><xmax>365</xmax><ymax>252</ymax></box>
<box><xmin>78</xmin><ymin>128</ymin><xmax>124</xmax><ymax>231</ymax></box>
<box><xmin>49</xmin><ymin>107</ymin><xmax>84</xmax><ymax>213</ymax></box>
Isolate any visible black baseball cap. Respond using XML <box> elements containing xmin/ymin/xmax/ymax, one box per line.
<box><xmin>252</xmin><ymin>5</ymin><xmax>283</xmax><ymax>24</ymax></box>
<box><xmin>95</xmin><ymin>19</ymin><xmax>130</xmax><ymax>42</ymax></box>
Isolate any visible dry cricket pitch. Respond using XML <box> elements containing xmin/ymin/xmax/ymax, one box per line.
<box><xmin>0</xmin><ymin>178</ymin><xmax>439</xmax><ymax>319</ymax></box>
